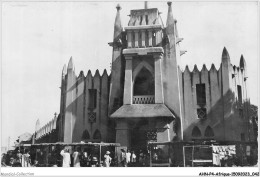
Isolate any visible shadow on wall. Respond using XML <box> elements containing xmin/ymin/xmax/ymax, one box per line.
<box><xmin>64</xmin><ymin>74</ymin><xmax>115</xmax><ymax>143</ymax></box>
<box><xmin>183</xmin><ymin>89</ymin><xmax>248</xmax><ymax>142</ymax></box>
<box><xmin>156</xmin><ymin>89</ymin><xmax>253</xmax><ymax>166</ymax></box>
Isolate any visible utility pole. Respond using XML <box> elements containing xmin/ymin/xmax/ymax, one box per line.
<box><xmin>8</xmin><ymin>136</ymin><xmax>10</xmax><ymax>151</ymax></box>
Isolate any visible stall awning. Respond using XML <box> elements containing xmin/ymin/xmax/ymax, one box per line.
<box><xmin>110</xmin><ymin>104</ymin><xmax>175</xmax><ymax>119</ymax></box>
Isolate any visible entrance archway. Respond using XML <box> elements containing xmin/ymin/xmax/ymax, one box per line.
<box><xmin>131</xmin><ymin>119</ymin><xmax>149</xmax><ymax>151</ymax></box>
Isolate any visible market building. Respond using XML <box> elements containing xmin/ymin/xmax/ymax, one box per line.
<box><xmin>31</xmin><ymin>2</ymin><xmax>256</xmax><ymax>165</ymax></box>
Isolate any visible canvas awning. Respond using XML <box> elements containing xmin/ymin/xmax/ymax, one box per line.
<box><xmin>110</xmin><ymin>104</ymin><xmax>175</xmax><ymax>119</ymax></box>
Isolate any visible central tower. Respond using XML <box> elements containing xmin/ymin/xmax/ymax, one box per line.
<box><xmin>110</xmin><ymin>2</ymin><xmax>184</xmax><ymax>150</ymax></box>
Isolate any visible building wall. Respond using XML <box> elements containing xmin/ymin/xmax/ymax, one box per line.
<box><xmin>33</xmin><ymin>4</ymin><xmax>253</xmax><ymax>145</ymax></box>
<box><xmin>181</xmin><ymin>56</ymin><xmax>250</xmax><ymax>142</ymax></box>
<box><xmin>60</xmin><ymin>65</ymin><xmax>112</xmax><ymax>143</ymax></box>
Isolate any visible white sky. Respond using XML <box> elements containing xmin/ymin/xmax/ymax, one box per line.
<box><xmin>1</xmin><ymin>1</ymin><xmax>258</xmax><ymax>147</ymax></box>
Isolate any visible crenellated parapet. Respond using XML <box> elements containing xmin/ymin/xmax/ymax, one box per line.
<box><xmin>35</xmin><ymin>113</ymin><xmax>57</xmax><ymax>141</ymax></box>
<box><xmin>59</xmin><ymin>57</ymin><xmax>111</xmax><ymax>143</ymax></box>
<box><xmin>180</xmin><ymin>47</ymin><xmax>249</xmax><ymax>141</ymax></box>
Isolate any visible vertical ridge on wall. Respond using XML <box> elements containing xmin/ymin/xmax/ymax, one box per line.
<box><xmin>182</xmin><ymin>65</ymin><xmax>193</xmax><ymax>140</ymax></box>
<box><xmin>73</xmin><ymin>71</ymin><xmax>85</xmax><ymax>142</ymax></box>
<box><xmin>64</xmin><ymin>57</ymin><xmax>77</xmax><ymax>143</ymax></box>
<box><xmin>201</xmin><ymin>64</ymin><xmax>210</xmax><ymax>115</ymax></box>
<box><xmin>93</xmin><ymin>69</ymin><xmax>101</xmax><ymax>141</ymax></box>
<box><xmin>84</xmin><ymin>70</ymin><xmax>93</xmax><ymax>139</ymax></box>
<box><xmin>100</xmin><ymin>69</ymin><xmax>109</xmax><ymax>142</ymax></box>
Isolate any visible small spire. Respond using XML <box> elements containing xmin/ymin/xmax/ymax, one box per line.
<box><xmin>62</xmin><ymin>64</ymin><xmax>67</xmax><ymax>76</ymax></box>
<box><xmin>114</xmin><ymin>4</ymin><xmax>123</xmax><ymax>43</ymax></box>
<box><xmin>78</xmin><ymin>71</ymin><xmax>84</xmax><ymax>78</ymax></box>
<box><xmin>87</xmin><ymin>70</ymin><xmax>92</xmax><ymax>77</ymax></box>
<box><xmin>239</xmin><ymin>55</ymin><xmax>246</xmax><ymax>70</ymax></box>
<box><xmin>221</xmin><ymin>47</ymin><xmax>230</xmax><ymax>63</ymax></box>
<box><xmin>144</xmin><ymin>1</ymin><xmax>148</xmax><ymax>9</ymax></box>
<box><xmin>68</xmin><ymin>56</ymin><xmax>74</xmax><ymax>70</ymax></box>
<box><xmin>166</xmin><ymin>1</ymin><xmax>175</xmax><ymax>35</ymax></box>
<box><xmin>116</xmin><ymin>4</ymin><xmax>121</xmax><ymax>11</ymax></box>
<box><xmin>210</xmin><ymin>64</ymin><xmax>216</xmax><ymax>71</ymax></box>
<box><xmin>184</xmin><ymin>65</ymin><xmax>190</xmax><ymax>73</ymax></box>
<box><xmin>193</xmin><ymin>64</ymin><xmax>199</xmax><ymax>73</ymax></box>
<box><xmin>94</xmin><ymin>69</ymin><xmax>100</xmax><ymax>77</ymax></box>
<box><xmin>102</xmin><ymin>69</ymin><xmax>108</xmax><ymax>76</ymax></box>
<box><xmin>233</xmin><ymin>65</ymin><xmax>237</xmax><ymax>71</ymax></box>
<box><xmin>202</xmin><ymin>64</ymin><xmax>207</xmax><ymax>71</ymax></box>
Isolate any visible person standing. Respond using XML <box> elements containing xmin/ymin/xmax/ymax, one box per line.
<box><xmin>120</xmin><ymin>149</ymin><xmax>126</xmax><ymax>167</ymax></box>
<box><xmin>131</xmin><ymin>151</ymin><xmax>136</xmax><ymax>165</ymax></box>
<box><xmin>60</xmin><ymin>147</ymin><xmax>71</xmax><ymax>167</ymax></box>
<box><xmin>22</xmin><ymin>149</ymin><xmax>31</xmax><ymax>167</ymax></box>
<box><xmin>16</xmin><ymin>150</ymin><xmax>22</xmax><ymax>164</ymax></box>
<box><xmin>80</xmin><ymin>150</ymin><xmax>88</xmax><ymax>167</ymax></box>
<box><xmin>104</xmin><ymin>151</ymin><xmax>112</xmax><ymax>167</ymax></box>
<box><xmin>126</xmin><ymin>150</ymin><xmax>131</xmax><ymax>166</ymax></box>
<box><xmin>1</xmin><ymin>153</ymin><xmax>7</xmax><ymax>167</ymax></box>
<box><xmin>72</xmin><ymin>147</ymin><xmax>81</xmax><ymax>167</ymax></box>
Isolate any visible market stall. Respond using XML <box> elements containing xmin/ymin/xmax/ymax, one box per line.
<box><xmin>31</xmin><ymin>142</ymin><xmax>120</xmax><ymax>167</ymax></box>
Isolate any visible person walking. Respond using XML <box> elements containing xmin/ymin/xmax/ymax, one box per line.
<box><xmin>72</xmin><ymin>147</ymin><xmax>81</xmax><ymax>167</ymax></box>
<box><xmin>104</xmin><ymin>151</ymin><xmax>112</xmax><ymax>167</ymax></box>
<box><xmin>60</xmin><ymin>147</ymin><xmax>71</xmax><ymax>167</ymax></box>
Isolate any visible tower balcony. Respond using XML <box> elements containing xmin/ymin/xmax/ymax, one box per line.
<box><xmin>125</xmin><ymin>25</ymin><xmax>163</xmax><ymax>48</ymax></box>
<box><xmin>133</xmin><ymin>95</ymin><xmax>155</xmax><ymax>104</ymax></box>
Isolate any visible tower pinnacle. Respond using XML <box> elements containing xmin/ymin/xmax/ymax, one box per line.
<box><xmin>114</xmin><ymin>4</ymin><xmax>122</xmax><ymax>43</ymax></box>
<box><xmin>166</xmin><ymin>1</ymin><xmax>175</xmax><ymax>35</ymax></box>
<box><xmin>144</xmin><ymin>1</ymin><xmax>148</xmax><ymax>9</ymax></box>
<box><xmin>116</xmin><ymin>4</ymin><xmax>121</xmax><ymax>11</ymax></box>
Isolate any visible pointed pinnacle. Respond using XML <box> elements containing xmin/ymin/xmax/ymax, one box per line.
<box><xmin>166</xmin><ymin>1</ymin><xmax>175</xmax><ymax>35</ymax></box>
<box><xmin>87</xmin><ymin>70</ymin><xmax>92</xmax><ymax>77</ymax></box>
<box><xmin>102</xmin><ymin>69</ymin><xmax>108</xmax><ymax>76</ymax></box>
<box><xmin>94</xmin><ymin>69</ymin><xmax>100</xmax><ymax>77</ymax></box>
<box><xmin>68</xmin><ymin>56</ymin><xmax>74</xmax><ymax>69</ymax></box>
<box><xmin>239</xmin><ymin>55</ymin><xmax>246</xmax><ymax>69</ymax></box>
<box><xmin>184</xmin><ymin>65</ymin><xmax>190</xmax><ymax>73</ymax></box>
<box><xmin>210</xmin><ymin>64</ymin><xmax>216</xmax><ymax>71</ymax></box>
<box><xmin>62</xmin><ymin>64</ymin><xmax>67</xmax><ymax>76</ymax></box>
<box><xmin>193</xmin><ymin>64</ymin><xmax>199</xmax><ymax>72</ymax></box>
<box><xmin>116</xmin><ymin>4</ymin><xmax>121</xmax><ymax>11</ymax></box>
<box><xmin>221</xmin><ymin>47</ymin><xmax>230</xmax><ymax>62</ymax></box>
<box><xmin>114</xmin><ymin>4</ymin><xmax>123</xmax><ymax>42</ymax></box>
<box><xmin>202</xmin><ymin>64</ymin><xmax>207</xmax><ymax>71</ymax></box>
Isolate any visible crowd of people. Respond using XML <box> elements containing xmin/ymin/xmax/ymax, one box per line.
<box><xmin>58</xmin><ymin>146</ymin><xmax>113</xmax><ymax>167</ymax></box>
<box><xmin>1</xmin><ymin>149</ymin><xmax>33</xmax><ymax>167</ymax></box>
<box><xmin>118</xmin><ymin>149</ymin><xmax>154</xmax><ymax>167</ymax></box>
<box><xmin>1</xmin><ymin>146</ymin><xmax>159</xmax><ymax>167</ymax></box>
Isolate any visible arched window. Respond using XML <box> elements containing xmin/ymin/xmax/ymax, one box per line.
<box><xmin>204</xmin><ymin>126</ymin><xmax>214</xmax><ymax>137</ymax></box>
<box><xmin>133</xmin><ymin>67</ymin><xmax>154</xmax><ymax>96</ymax></box>
<box><xmin>192</xmin><ymin>126</ymin><xmax>201</xmax><ymax>137</ymax></box>
<box><xmin>93</xmin><ymin>129</ymin><xmax>101</xmax><ymax>140</ymax></box>
<box><xmin>81</xmin><ymin>130</ymin><xmax>90</xmax><ymax>140</ymax></box>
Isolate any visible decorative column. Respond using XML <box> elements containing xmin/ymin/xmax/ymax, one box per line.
<box><xmin>155</xmin><ymin>30</ymin><xmax>162</xmax><ymax>46</ymax></box>
<box><xmin>141</xmin><ymin>30</ymin><xmax>146</xmax><ymax>47</ymax></box>
<box><xmin>127</xmin><ymin>31</ymin><xmax>132</xmax><ymax>48</ymax></box>
<box><xmin>154</xmin><ymin>53</ymin><xmax>164</xmax><ymax>104</ymax></box>
<box><xmin>123</xmin><ymin>55</ymin><xmax>134</xmax><ymax>104</ymax></box>
<box><xmin>134</xmin><ymin>30</ymin><xmax>139</xmax><ymax>48</ymax></box>
<box><xmin>148</xmin><ymin>30</ymin><xmax>153</xmax><ymax>47</ymax></box>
